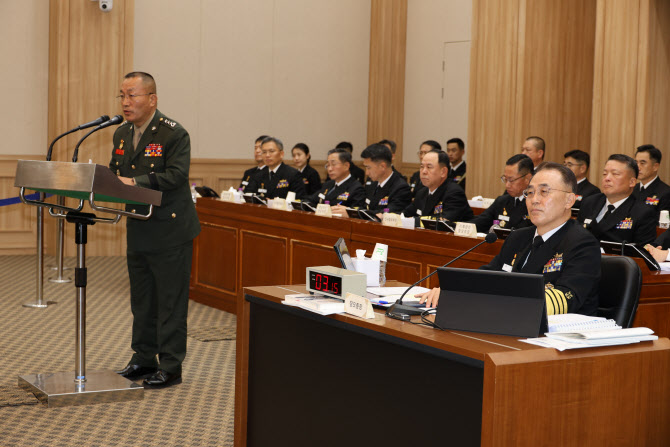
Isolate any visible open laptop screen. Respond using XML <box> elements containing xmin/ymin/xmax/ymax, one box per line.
<box><xmin>435</xmin><ymin>267</ymin><xmax>548</xmax><ymax>338</ymax></box>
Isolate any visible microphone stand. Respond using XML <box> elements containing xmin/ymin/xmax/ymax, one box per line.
<box><xmin>386</xmin><ymin>233</ymin><xmax>498</xmax><ymax>317</ymax></box>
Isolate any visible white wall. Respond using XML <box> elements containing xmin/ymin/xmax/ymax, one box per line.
<box><xmin>0</xmin><ymin>1</ymin><xmax>49</xmax><ymax>155</ymax></box>
<box><xmin>403</xmin><ymin>0</ymin><xmax>472</xmax><ymax>163</ymax></box>
<box><xmin>134</xmin><ymin>0</ymin><xmax>371</xmax><ymax>160</ymax></box>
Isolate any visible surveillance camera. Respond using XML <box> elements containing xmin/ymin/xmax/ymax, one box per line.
<box><xmin>99</xmin><ymin>0</ymin><xmax>112</xmax><ymax>12</ymax></box>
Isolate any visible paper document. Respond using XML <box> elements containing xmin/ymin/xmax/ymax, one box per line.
<box><xmin>366</xmin><ymin>286</ymin><xmax>430</xmax><ymax>296</ymax></box>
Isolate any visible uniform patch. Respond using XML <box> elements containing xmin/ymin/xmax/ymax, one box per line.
<box><xmin>277</xmin><ymin>179</ymin><xmax>289</xmax><ymax>188</ymax></box>
<box><xmin>337</xmin><ymin>192</ymin><xmax>350</xmax><ymax>201</ymax></box>
<box><xmin>616</xmin><ymin>217</ymin><xmax>633</xmax><ymax>229</ymax></box>
<box><xmin>433</xmin><ymin>202</ymin><xmax>443</xmax><ymax>214</ymax></box>
<box><xmin>162</xmin><ymin>118</ymin><xmax>177</xmax><ymax>128</ymax></box>
<box><xmin>646</xmin><ymin>196</ymin><xmax>659</xmax><ymax>205</ymax></box>
<box><xmin>378</xmin><ymin>196</ymin><xmax>389</xmax><ymax>206</ymax></box>
<box><xmin>303</xmin><ymin>178</ymin><xmax>309</xmax><ymax>185</ymax></box>
<box><xmin>545</xmin><ymin>282</ymin><xmax>554</xmax><ymax>289</ymax></box>
<box><xmin>144</xmin><ymin>144</ymin><xmax>163</xmax><ymax>157</ymax></box>
<box><xmin>115</xmin><ymin>148</ymin><xmax>124</xmax><ymax>155</ymax></box>
<box><xmin>543</xmin><ymin>253</ymin><xmax>563</xmax><ymax>273</ymax></box>
<box><xmin>576</xmin><ymin>194</ymin><xmax>583</xmax><ymax>201</ymax></box>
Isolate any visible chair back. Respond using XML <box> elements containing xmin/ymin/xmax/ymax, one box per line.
<box><xmin>598</xmin><ymin>255</ymin><xmax>642</xmax><ymax>328</ymax></box>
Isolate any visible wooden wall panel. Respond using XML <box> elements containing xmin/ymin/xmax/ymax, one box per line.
<box><xmin>240</xmin><ymin>231</ymin><xmax>287</xmax><ymax>288</ymax></box>
<box><xmin>289</xmin><ymin>240</ymin><xmax>340</xmax><ymax>285</ymax></box>
<box><xmin>196</xmin><ymin>223</ymin><xmax>238</xmax><ymax>294</ymax></box>
<box><xmin>467</xmin><ymin>0</ymin><xmax>521</xmax><ymax>199</ymax></box>
<box><xmin>0</xmin><ymin>157</ymin><xmax>42</xmax><ymax>254</ymax></box>
<box><xmin>368</xmin><ymin>0</ymin><xmax>408</xmax><ymax>164</ymax></box>
<box><xmin>518</xmin><ymin>0</ymin><xmax>596</xmax><ymax>162</ymax></box>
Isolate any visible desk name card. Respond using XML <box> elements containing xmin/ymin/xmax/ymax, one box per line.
<box><xmin>344</xmin><ymin>292</ymin><xmax>375</xmax><ymax>319</ymax></box>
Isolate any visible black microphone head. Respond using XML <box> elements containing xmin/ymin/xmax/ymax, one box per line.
<box><xmin>485</xmin><ymin>232</ymin><xmax>498</xmax><ymax>243</ymax></box>
<box><xmin>100</xmin><ymin>114</ymin><xmax>110</xmax><ymax>122</ymax></box>
<box><xmin>109</xmin><ymin>114</ymin><xmax>123</xmax><ymax>124</ymax></box>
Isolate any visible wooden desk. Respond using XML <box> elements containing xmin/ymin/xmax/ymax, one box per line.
<box><xmin>235</xmin><ymin>285</ymin><xmax>670</xmax><ymax>447</ymax></box>
<box><xmin>190</xmin><ymin>198</ymin><xmax>670</xmax><ymax>337</ymax></box>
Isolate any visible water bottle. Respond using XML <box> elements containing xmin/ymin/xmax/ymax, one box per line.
<box><xmin>488</xmin><ymin>219</ymin><xmax>501</xmax><ymax>233</ymax></box>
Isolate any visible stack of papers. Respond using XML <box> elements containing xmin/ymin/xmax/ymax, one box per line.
<box><xmin>282</xmin><ymin>293</ymin><xmax>345</xmax><ymax>315</ymax></box>
<box><xmin>366</xmin><ymin>286</ymin><xmax>430</xmax><ymax>307</ymax></box>
<box><xmin>522</xmin><ymin>326</ymin><xmax>658</xmax><ymax>351</ymax></box>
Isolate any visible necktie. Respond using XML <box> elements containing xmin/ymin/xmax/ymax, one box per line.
<box><xmin>604</xmin><ymin>204</ymin><xmax>615</xmax><ymax>218</ymax></box>
<box><xmin>133</xmin><ymin>129</ymin><xmax>142</xmax><ymax>149</ymax></box>
<box><xmin>523</xmin><ymin>235</ymin><xmax>544</xmax><ymax>269</ymax></box>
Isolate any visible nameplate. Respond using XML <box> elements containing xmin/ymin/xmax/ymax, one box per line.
<box><xmin>315</xmin><ymin>204</ymin><xmax>332</xmax><ymax>217</ymax></box>
<box><xmin>271</xmin><ymin>198</ymin><xmax>289</xmax><ymax>210</ymax></box>
<box><xmin>286</xmin><ymin>191</ymin><xmax>296</xmax><ymax>203</ymax></box>
<box><xmin>482</xmin><ymin>198</ymin><xmax>495</xmax><ymax>208</ymax></box>
<box><xmin>344</xmin><ymin>293</ymin><xmax>375</xmax><ymax>319</ymax></box>
<box><xmin>454</xmin><ymin>222</ymin><xmax>478</xmax><ymax>238</ymax></box>
<box><xmin>382</xmin><ymin>213</ymin><xmax>402</xmax><ymax>227</ymax></box>
<box><xmin>220</xmin><ymin>191</ymin><xmax>236</xmax><ymax>203</ymax></box>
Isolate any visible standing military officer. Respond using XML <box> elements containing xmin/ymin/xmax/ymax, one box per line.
<box><xmin>111</xmin><ymin>72</ymin><xmax>201</xmax><ymax>389</ymax></box>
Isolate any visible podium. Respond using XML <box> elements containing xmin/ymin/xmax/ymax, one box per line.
<box><xmin>14</xmin><ymin>160</ymin><xmax>162</xmax><ymax>407</ymax></box>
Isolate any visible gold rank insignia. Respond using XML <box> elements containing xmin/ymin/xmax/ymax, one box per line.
<box><xmin>503</xmin><ymin>208</ymin><xmax>508</xmax><ymax>216</ymax></box>
<box><xmin>565</xmin><ymin>291</ymin><xmax>574</xmax><ymax>300</ymax></box>
<box><xmin>119</xmin><ymin>140</ymin><xmax>124</xmax><ymax>149</ymax></box>
<box><xmin>544</xmin><ymin>282</ymin><xmax>554</xmax><ymax>289</ymax></box>
<box><xmin>151</xmin><ymin>126</ymin><xmax>157</xmax><ymax>131</ymax></box>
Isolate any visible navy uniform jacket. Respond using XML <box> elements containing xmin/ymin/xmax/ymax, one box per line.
<box><xmin>654</xmin><ymin>228</ymin><xmax>670</xmax><ymax>249</ymax></box>
<box><xmin>481</xmin><ymin>220</ymin><xmax>601</xmax><ymax>316</ymax></box>
<box><xmin>573</xmin><ymin>178</ymin><xmax>600</xmax><ymax>209</ymax></box>
<box><xmin>447</xmin><ymin>161</ymin><xmax>466</xmax><ymax>190</ymax></box>
<box><xmin>409</xmin><ymin>171</ymin><xmax>425</xmax><ymax>198</ymax></box>
<box><xmin>109</xmin><ymin>109</ymin><xmax>201</xmax><ymax>252</ymax></box>
<box><xmin>246</xmin><ymin>162</ymin><xmax>306</xmax><ymax>200</ymax></box>
<box><xmin>364</xmin><ymin>171</ymin><xmax>412</xmax><ymax>214</ymax></box>
<box><xmin>349</xmin><ymin>163</ymin><xmax>366</xmax><ymax>185</ymax></box>
<box><xmin>469</xmin><ymin>194</ymin><xmax>532</xmax><ymax>233</ymax></box>
<box><xmin>305</xmin><ymin>176</ymin><xmax>365</xmax><ymax>208</ymax></box>
<box><xmin>634</xmin><ymin>177</ymin><xmax>670</xmax><ymax>216</ymax></box>
<box><xmin>299</xmin><ymin>164</ymin><xmax>322</xmax><ymax>196</ymax></box>
<box><xmin>402</xmin><ymin>179</ymin><xmax>473</xmax><ymax>224</ymax></box>
<box><xmin>392</xmin><ymin>166</ymin><xmax>408</xmax><ymax>183</ymax></box>
<box><xmin>239</xmin><ymin>166</ymin><xmax>266</xmax><ymax>192</ymax></box>
<box><xmin>577</xmin><ymin>193</ymin><xmax>657</xmax><ymax>245</ymax></box>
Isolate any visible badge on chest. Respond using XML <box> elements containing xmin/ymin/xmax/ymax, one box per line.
<box><xmin>144</xmin><ymin>144</ymin><xmax>163</xmax><ymax>157</ymax></box>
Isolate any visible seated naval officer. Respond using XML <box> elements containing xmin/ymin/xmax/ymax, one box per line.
<box><xmin>445</xmin><ymin>137</ymin><xmax>467</xmax><ymax>190</ymax></box>
<box><xmin>335</xmin><ymin>141</ymin><xmax>366</xmax><ymax>184</ymax></box>
<box><xmin>292</xmin><ymin>142</ymin><xmax>322</xmax><ymax>196</ymax></box>
<box><xmin>245</xmin><ymin>136</ymin><xmax>306</xmax><ymax>200</ymax></box>
<box><xmin>401</xmin><ymin>149</ymin><xmax>473</xmax><ymax>225</ymax></box>
<box><xmin>419</xmin><ymin>162</ymin><xmax>601</xmax><ymax>316</ymax></box>
<box><xmin>409</xmin><ymin>140</ymin><xmax>441</xmax><ymax>198</ymax></box>
<box><xmin>563</xmin><ymin>149</ymin><xmax>600</xmax><ymax>208</ymax></box>
<box><xmin>239</xmin><ymin>134</ymin><xmax>268</xmax><ymax>192</ymax></box>
<box><xmin>577</xmin><ymin>154</ymin><xmax>657</xmax><ymax>245</ymax></box>
<box><xmin>634</xmin><ymin>144</ymin><xmax>670</xmax><ymax>216</ymax></box>
<box><xmin>340</xmin><ymin>143</ymin><xmax>411</xmax><ymax>217</ymax></box>
<box><xmin>468</xmin><ymin>154</ymin><xmax>534</xmax><ymax>232</ymax></box>
<box><xmin>521</xmin><ymin>136</ymin><xmax>545</xmax><ymax>172</ymax></box>
<box><xmin>308</xmin><ymin>148</ymin><xmax>365</xmax><ymax>210</ymax></box>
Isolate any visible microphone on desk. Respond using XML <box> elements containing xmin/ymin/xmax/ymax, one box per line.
<box><xmin>46</xmin><ymin>115</ymin><xmax>110</xmax><ymax>161</ymax></box>
<box><xmin>386</xmin><ymin>232</ymin><xmax>498</xmax><ymax>318</ymax></box>
<box><xmin>72</xmin><ymin>115</ymin><xmax>123</xmax><ymax>162</ymax></box>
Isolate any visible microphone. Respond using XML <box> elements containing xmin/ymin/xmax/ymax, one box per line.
<box><xmin>46</xmin><ymin>115</ymin><xmax>110</xmax><ymax>161</ymax></box>
<box><xmin>386</xmin><ymin>232</ymin><xmax>498</xmax><ymax>318</ymax></box>
<box><xmin>72</xmin><ymin>115</ymin><xmax>123</xmax><ymax>162</ymax></box>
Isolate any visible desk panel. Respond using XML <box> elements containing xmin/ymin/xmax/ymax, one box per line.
<box><xmin>192</xmin><ymin>199</ymin><xmax>670</xmax><ymax>337</ymax></box>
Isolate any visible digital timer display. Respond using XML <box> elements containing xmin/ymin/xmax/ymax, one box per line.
<box><xmin>309</xmin><ymin>271</ymin><xmax>343</xmax><ymax>297</ymax></box>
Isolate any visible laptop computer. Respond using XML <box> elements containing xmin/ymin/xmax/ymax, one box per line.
<box><xmin>599</xmin><ymin>240</ymin><xmax>660</xmax><ymax>271</ymax></box>
<box><xmin>435</xmin><ymin>267</ymin><xmax>548</xmax><ymax>338</ymax></box>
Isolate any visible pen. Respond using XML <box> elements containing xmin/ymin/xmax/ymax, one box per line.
<box><xmin>337</xmin><ymin>201</ymin><xmax>342</xmax><ymax>206</ymax></box>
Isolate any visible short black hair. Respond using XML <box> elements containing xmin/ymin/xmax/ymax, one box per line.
<box><xmin>535</xmin><ymin>162</ymin><xmax>577</xmax><ymax>193</ymax></box>
<box><xmin>327</xmin><ymin>148</ymin><xmax>352</xmax><ymax>165</ymax></box>
<box><xmin>636</xmin><ymin>144</ymin><xmax>662</xmax><ymax>164</ymax></box>
<box><xmin>292</xmin><ymin>143</ymin><xmax>310</xmax><ymax>162</ymax></box>
<box><xmin>361</xmin><ymin>143</ymin><xmax>393</xmax><ymax>165</ymax></box>
<box><xmin>608</xmin><ymin>154</ymin><xmax>639</xmax><ymax>178</ymax></box>
<box><xmin>425</xmin><ymin>149</ymin><xmax>450</xmax><ymax>168</ymax></box>
<box><xmin>507</xmin><ymin>154</ymin><xmax>534</xmax><ymax>176</ymax></box>
<box><xmin>256</xmin><ymin>135</ymin><xmax>269</xmax><ymax>143</ymax></box>
<box><xmin>446</xmin><ymin>138</ymin><xmax>465</xmax><ymax>150</ymax></box>
<box><xmin>378</xmin><ymin>139</ymin><xmax>397</xmax><ymax>154</ymax></box>
<box><xmin>261</xmin><ymin>136</ymin><xmax>284</xmax><ymax>152</ymax></box>
<box><xmin>526</xmin><ymin>136</ymin><xmax>546</xmax><ymax>152</ymax></box>
<box><xmin>336</xmin><ymin>141</ymin><xmax>353</xmax><ymax>153</ymax></box>
<box><xmin>564</xmin><ymin>149</ymin><xmax>590</xmax><ymax>169</ymax></box>
<box><xmin>124</xmin><ymin>71</ymin><xmax>156</xmax><ymax>94</ymax></box>
<box><xmin>421</xmin><ymin>140</ymin><xmax>442</xmax><ymax>151</ymax></box>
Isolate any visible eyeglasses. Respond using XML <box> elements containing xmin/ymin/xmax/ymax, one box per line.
<box><xmin>522</xmin><ymin>186</ymin><xmax>572</xmax><ymax>199</ymax></box>
<box><xmin>500</xmin><ymin>173</ymin><xmax>529</xmax><ymax>184</ymax></box>
<box><xmin>324</xmin><ymin>162</ymin><xmax>343</xmax><ymax>169</ymax></box>
<box><xmin>563</xmin><ymin>162</ymin><xmax>584</xmax><ymax>168</ymax></box>
<box><xmin>116</xmin><ymin>93</ymin><xmax>154</xmax><ymax>101</ymax></box>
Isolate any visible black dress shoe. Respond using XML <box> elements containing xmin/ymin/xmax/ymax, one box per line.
<box><xmin>143</xmin><ymin>370</ymin><xmax>182</xmax><ymax>389</ymax></box>
<box><xmin>116</xmin><ymin>364</ymin><xmax>157</xmax><ymax>380</ymax></box>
